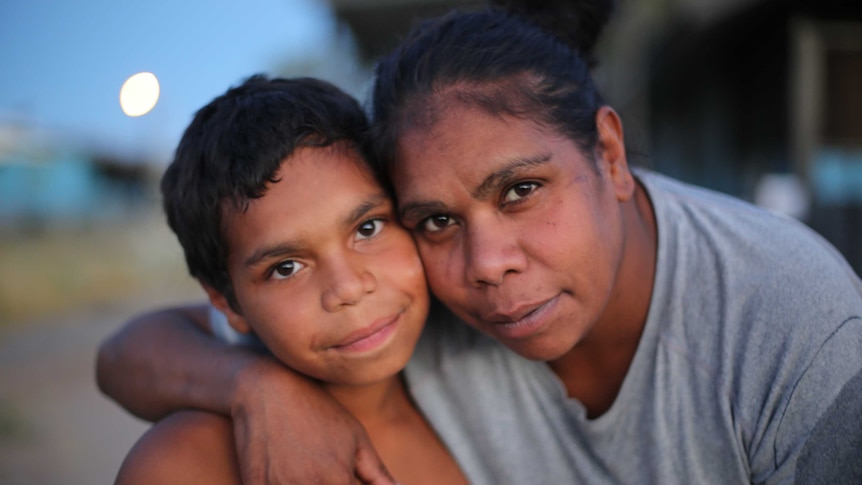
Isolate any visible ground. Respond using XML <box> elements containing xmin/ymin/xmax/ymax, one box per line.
<box><xmin>0</xmin><ymin>298</ymin><xmax>204</xmax><ymax>484</ymax></box>
<box><xmin>0</xmin><ymin>211</ymin><xmax>203</xmax><ymax>484</ymax></box>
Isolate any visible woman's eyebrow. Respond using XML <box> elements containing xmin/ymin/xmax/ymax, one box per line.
<box><xmin>398</xmin><ymin>154</ymin><xmax>551</xmax><ymax>223</ymax></box>
<box><xmin>399</xmin><ymin>200</ymin><xmax>450</xmax><ymax>224</ymax></box>
<box><xmin>472</xmin><ymin>153</ymin><xmax>551</xmax><ymax>200</ymax></box>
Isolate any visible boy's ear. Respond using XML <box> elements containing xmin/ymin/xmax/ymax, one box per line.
<box><xmin>595</xmin><ymin>106</ymin><xmax>635</xmax><ymax>202</ymax></box>
<box><xmin>201</xmin><ymin>283</ymin><xmax>252</xmax><ymax>335</ymax></box>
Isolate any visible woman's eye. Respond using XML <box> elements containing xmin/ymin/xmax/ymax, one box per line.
<box><xmin>270</xmin><ymin>260</ymin><xmax>304</xmax><ymax>280</ymax></box>
<box><xmin>356</xmin><ymin>219</ymin><xmax>384</xmax><ymax>240</ymax></box>
<box><xmin>421</xmin><ymin>215</ymin><xmax>455</xmax><ymax>233</ymax></box>
<box><xmin>503</xmin><ymin>182</ymin><xmax>539</xmax><ymax>203</ymax></box>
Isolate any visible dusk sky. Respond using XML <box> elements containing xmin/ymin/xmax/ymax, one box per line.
<box><xmin>0</xmin><ymin>0</ymin><xmax>351</xmax><ymax>163</ymax></box>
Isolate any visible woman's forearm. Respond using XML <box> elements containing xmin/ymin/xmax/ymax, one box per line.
<box><xmin>95</xmin><ymin>304</ymin><xmax>278</xmax><ymax>421</ymax></box>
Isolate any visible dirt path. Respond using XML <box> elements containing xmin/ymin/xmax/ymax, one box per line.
<box><xmin>0</xmin><ymin>300</ymin><xmax>181</xmax><ymax>484</ymax></box>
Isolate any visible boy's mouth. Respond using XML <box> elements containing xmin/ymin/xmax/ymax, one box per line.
<box><xmin>330</xmin><ymin>312</ymin><xmax>402</xmax><ymax>352</ymax></box>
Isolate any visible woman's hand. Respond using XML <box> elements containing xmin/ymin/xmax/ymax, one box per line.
<box><xmin>229</xmin><ymin>356</ymin><xmax>396</xmax><ymax>484</ymax></box>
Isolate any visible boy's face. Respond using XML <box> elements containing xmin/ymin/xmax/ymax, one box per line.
<box><xmin>213</xmin><ymin>145</ymin><xmax>428</xmax><ymax>387</ymax></box>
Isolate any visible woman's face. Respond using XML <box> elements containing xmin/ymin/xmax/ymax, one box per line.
<box><xmin>391</xmin><ymin>104</ymin><xmax>635</xmax><ymax>361</ymax></box>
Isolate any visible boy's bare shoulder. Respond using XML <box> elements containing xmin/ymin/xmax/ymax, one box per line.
<box><xmin>115</xmin><ymin>410</ymin><xmax>240</xmax><ymax>485</ymax></box>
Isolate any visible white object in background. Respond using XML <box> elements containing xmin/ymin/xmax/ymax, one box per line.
<box><xmin>754</xmin><ymin>173</ymin><xmax>811</xmax><ymax>221</ymax></box>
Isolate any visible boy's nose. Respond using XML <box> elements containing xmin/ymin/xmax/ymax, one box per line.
<box><xmin>321</xmin><ymin>255</ymin><xmax>376</xmax><ymax>312</ymax></box>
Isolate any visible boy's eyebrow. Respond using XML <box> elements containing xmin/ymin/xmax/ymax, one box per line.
<box><xmin>342</xmin><ymin>193</ymin><xmax>389</xmax><ymax>227</ymax></box>
<box><xmin>244</xmin><ymin>241</ymin><xmax>304</xmax><ymax>268</ymax></box>
<box><xmin>399</xmin><ymin>153</ymin><xmax>551</xmax><ymax>222</ymax></box>
<box><xmin>243</xmin><ymin>193</ymin><xmax>390</xmax><ymax>268</ymax></box>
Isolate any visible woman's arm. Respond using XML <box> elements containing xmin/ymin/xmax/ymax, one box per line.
<box><xmin>96</xmin><ymin>304</ymin><xmax>251</xmax><ymax>420</ymax></box>
<box><xmin>96</xmin><ymin>305</ymin><xmax>395</xmax><ymax>484</ymax></box>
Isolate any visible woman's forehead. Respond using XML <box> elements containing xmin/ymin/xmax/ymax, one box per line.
<box><xmin>392</xmin><ymin>106</ymin><xmax>584</xmax><ymax>194</ymax></box>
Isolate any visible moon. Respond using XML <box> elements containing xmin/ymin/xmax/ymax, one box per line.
<box><xmin>119</xmin><ymin>72</ymin><xmax>160</xmax><ymax>117</ymax></box>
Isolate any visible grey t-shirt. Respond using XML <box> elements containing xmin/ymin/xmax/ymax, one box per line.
<box><xmin>404</xmin><ymin>170</ymin><xmax>862</xmax><ymax>484</ymax></box>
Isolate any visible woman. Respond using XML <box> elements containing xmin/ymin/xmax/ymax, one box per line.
<box><xmin>99</xmin><ymin>4</ymin><xmax>862</xmax><ymax>484</ymax></box>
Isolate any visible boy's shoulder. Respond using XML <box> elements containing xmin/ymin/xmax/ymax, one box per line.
<box><xmin>115</xmin><ymin>411</ymin><xmax>239</xmax><ymax>485</ymax></box>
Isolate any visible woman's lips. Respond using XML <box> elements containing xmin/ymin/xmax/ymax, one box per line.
<box><xmin>485</xmin><ymin>294</ymin><xmax>560</xmax><ymax>340</ymax></box>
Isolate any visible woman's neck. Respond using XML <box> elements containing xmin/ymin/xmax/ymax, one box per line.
<box><xmin>549</xmin><ymin>180</ymin><xmax>657</xmax><ymax>418</ymax></box>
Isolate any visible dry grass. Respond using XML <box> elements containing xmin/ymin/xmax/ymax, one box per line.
<box><xmin>0</xmin><ymin>209</ymin><xmax>202</xmax><ymax>328</ymax></box>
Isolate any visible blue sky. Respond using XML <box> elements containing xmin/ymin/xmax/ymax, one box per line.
<box><xmin>0</xmin><ymin>0</ymin><xmax>349</xmax><ymax>163</ymax></box>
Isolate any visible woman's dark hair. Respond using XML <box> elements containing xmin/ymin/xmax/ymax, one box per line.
<box><xmin>490</xmin><ymin>0</ymin><xmax>615</xmax><ymax>68</ymax></box>
<box><xmin>161</xmin><ymin>75</ymin><xmax>369</xmax><ymax>310</ymax></box>
<box><xmin>370</xmin><ymin>2</ymin><xmax>615</xmax><ymax>175</ymax></box>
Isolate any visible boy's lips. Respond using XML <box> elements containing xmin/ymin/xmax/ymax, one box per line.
<box><xmin>330</xmin><ymin>312</ymin><xmax>401</xmax><ymax>352</ymax></box>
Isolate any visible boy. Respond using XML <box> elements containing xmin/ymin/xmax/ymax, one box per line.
<box><xmin>113</xmin><ymin>75</ymin><xmax>467</xmax><ymax>485</ymax></box>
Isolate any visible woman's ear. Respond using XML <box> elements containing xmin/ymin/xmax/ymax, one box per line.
<box><xmin>201</xmin><ymin>284</ymin><xmax>252</xmax><ymax>335</ymax></box>
<box><xmin>595</xmin><ymin>106</ymin><xmax>635</xmax><ymax>202</ymax></box>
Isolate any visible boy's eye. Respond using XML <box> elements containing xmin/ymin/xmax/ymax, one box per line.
<box><xmin>356</xmin><ymin>219</ymin><xmax>384</xmax><ymax>240</ymax></box>
<box><xmin>270</xmin><ymin>260</ymin><xmax>305</xmax><ymax>280</ymax></box>
<box><xmin>421</xmin><ymin>215</ymin><xmax>455</xmax><ymax>233</ymax></box>
<box><xmin>503</xmin><ymin>182</ymin><xmax>539</xmax><ymax>203</ymax></box>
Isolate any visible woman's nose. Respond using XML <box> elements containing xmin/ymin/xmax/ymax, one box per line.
<box><xmin>463</xmin><ymin>216</ymin><xmax>527</xmax><ymax>287</ymax></box>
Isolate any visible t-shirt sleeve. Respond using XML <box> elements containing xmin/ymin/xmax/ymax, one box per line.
<box><xmin>794</xmin><ymin>365</ymin><xmax>862</xmax><ymax>484</ymax></box>
<box><xmin>773</xmin><ymin>316</ymin><xmax>862</xmax><ymax>483</ymax></box>
<box><xmin>207</xmin><ymin>305</ymin><xmax>265</xmax><ymax>349</ymax></box>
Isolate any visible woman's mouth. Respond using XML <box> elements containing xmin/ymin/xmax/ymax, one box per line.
<box><xmin>484</xmin><ymin>295</ymin><xmax>560</xmax><ymax>340</ymax></box>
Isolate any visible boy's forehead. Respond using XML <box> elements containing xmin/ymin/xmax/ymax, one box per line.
<box><xmin>223</xmin><ymin>145</ymin><xmax>388</xmax><ymax>240</ymax></box>
<box><xmin>282</xmin><ymin>141</ymin><xmax>368</xmax><ymax>166</ymax></box>
<box><xmin>282</xmin><ymin>145</ymin><xmax>384</xmax><ymax>190</ymax></box>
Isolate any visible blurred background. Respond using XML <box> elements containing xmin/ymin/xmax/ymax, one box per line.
<box><xmin>0</xmin><ymin>0</ymin><xmax>859</xmax><ymax>483</ymax></box>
